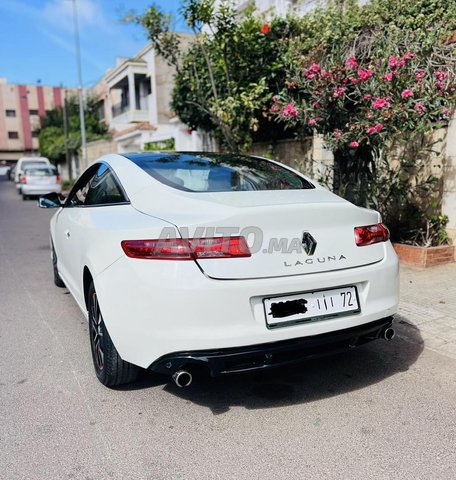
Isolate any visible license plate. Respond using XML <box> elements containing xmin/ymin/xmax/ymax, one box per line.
<box><xmin>264</xmin><ymin>286</ymin><xmax>360</xmax><ymax>327</ymax></box>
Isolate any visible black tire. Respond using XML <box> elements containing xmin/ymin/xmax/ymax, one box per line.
<box><xmin>22</xmin><ymin>194</ymin><xmax>28</xmax><ymax>201</ymax></box>
<box><xmin>88</xmin><ymin>282</ymin><xmax>139</xmax><ymax>387</ymax></box>
<box><xmin>52</xmin><ymin>244</ymin><xmax>65</xmax><ymax>288</ymax></box>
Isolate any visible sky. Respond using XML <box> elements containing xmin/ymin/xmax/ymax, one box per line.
<box><xmin>0</xmin><ymin>0</ymin><xmax>189</xmax><ymax>88</ymax></box>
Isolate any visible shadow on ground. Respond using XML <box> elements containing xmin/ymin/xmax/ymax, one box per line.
<box><xmin>118</xmin><ymin>320</ymin><xmax>423</xmax><ymax>415</ymax></box>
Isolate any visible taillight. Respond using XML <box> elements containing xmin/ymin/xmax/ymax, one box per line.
<box><xmin>56</xmin><ymin>175</ymin><xmax>61</xmax><ymax>183</ymax></box>
<box><xmin>121</xmin><ymin>237</ymin><xmax>251</xmax><ymax>260</ymax></box>
<box><xmin>354</xmin><ymin>223</ymin><xmax>390</xmax><ymax>246</ymax></box>
<box><xmin>21</xmin><ymin>176</ymin><xmax>27</xmax><ymax>184</ymax></box>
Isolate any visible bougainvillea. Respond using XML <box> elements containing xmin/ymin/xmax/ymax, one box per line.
<box><xmin>272</xmin><ymin>50</ymin><xmax>454</xmax><ymax>154</ymax></box>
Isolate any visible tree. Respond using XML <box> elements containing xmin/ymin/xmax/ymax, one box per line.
<box><xmin>38</xmin><ymin>96</ymin><xmax>108</xmax><ymax>166</ymax></box>
<box><xmin>128</xmin><ymin>0</ymin><xmax>301</xmax><ymax>153</ymax></box>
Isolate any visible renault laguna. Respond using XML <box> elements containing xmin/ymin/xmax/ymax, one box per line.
<box><xmin>39</xmin><ymin>153</ymin><xmax>399</xmax><ymax>387</ymax></box>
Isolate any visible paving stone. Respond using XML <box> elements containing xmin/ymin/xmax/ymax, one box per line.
<box><xmin>399</xmin><ymin>263</ymin><xmax>456</xmax><ymax>358</ymax></box>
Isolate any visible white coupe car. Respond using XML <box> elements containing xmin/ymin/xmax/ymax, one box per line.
<box><xmin>39</xmin><ymin>152</ymin><xmax>399</xmax><ymax>388</ymax></box>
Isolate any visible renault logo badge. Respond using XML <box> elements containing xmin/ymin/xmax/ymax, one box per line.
<box><xmin>302</xmin><ymin>232</ymin><xmax>317</xmax><ymax>256</ymax></box>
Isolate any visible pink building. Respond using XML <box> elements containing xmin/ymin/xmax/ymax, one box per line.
<box><xmin>0</xmin><ymin>78</ymin><xmax>71</xmax><ymax>162</ymax></box>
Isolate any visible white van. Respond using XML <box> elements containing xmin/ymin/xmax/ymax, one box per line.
<box><xmin>15</xmin><ymin>157</ymin><xmax>51</xmax><ymax>192</ymax></box>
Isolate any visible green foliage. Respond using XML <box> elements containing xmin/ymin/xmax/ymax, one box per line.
<box><xmin>143</xmin><ymin>138</ymin><xmax>175</xmax><ymax>151</ymax></box>
<box><xmin>130</xmin><ymin>0</ymin><xmax>297</xmax><ymax>152</ymax></box>
<box><xmin>38</xmin><ymin>96</ymin><xmax>109</xmax><ymax>164</ymax></box>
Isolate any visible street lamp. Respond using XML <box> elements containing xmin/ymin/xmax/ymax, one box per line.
<box><xmin>70</xmin><ymin>0</ymin><xmax>87</xmax><ymax>174</ymax></box>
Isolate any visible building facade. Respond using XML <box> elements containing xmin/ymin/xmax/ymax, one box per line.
<box><xmin>0</xmin><ymin>78</ymin><xmax>71</xmax><ymax>162</ymax></box>
<box><xmin>86</xmin><ymin>39</ymin><xmax>212</xmax><ymax>170</ymax></box>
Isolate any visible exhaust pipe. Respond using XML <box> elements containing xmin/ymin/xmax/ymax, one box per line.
<box><xmin>172</xmin><ymin>370</ymin><xmax>193</xmax><ymax>388</ymax></box>
<box><xmin>383</xmin><ymin>327</ymin><xmax>395</xmax><ymax>341</ymax></box>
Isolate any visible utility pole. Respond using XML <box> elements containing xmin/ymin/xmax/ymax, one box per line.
<box><xmin>63</xmin><ymin>91</ymin><xmax>72</xmax><ymax>180</ymax></box>
<box><xmin>72</xmin><ymin>0</ymin><xmax>86</xmax><ymax>174</ymax></box>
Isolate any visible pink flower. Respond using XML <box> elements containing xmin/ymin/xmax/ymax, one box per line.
<box><xmin>272</xmin><ymin>95</ymin><xmax>278</xmax><ymax>102</ymax></box>
<box><xmin>271</xmin><ymin>104</ymin><xmax>280</xmax><ymax>113</ymax></box>
<box><xmin>372</xmin><ymin>97</ymin><xmax>390</xmax><ymax>110</ymax></box>
<box><xmin>282</xmin><ymin>103</ymin><xmax>298</xmax><ymax>118</ymax></box>
<box><xmin>349</xmin><ymin>141</ymin><xmax>359</xmax><ymax>149</ymax></box>
<box><xmin>435</xmin><ymin>71</ymin><xmax>449</xmax><ymax>81</ymax></box>
<box><xmin>312</xmin><ymin>101</ymin><xmax>320</xmax><ymax>109</ymax></box>
<box><xmin>333</xmin><ymin>87</ymin><xmax>346</xmax><ymax>98</ymax></box>
<box><xmin>346</xmin><ymin>56</ymin><xmax>358</xmax><ymax>69</ymax></box>
<box><xmin>389</xmin><ymin>56</ymin><xmax>405</xmax><ymax>69</ymax></box>
<box><xmin>287</xmin><ymin>81</ymin><xmax>296</xmax><ymax>90</ymax></box>
<box><xmin>389</xmin><ymin>56</ymin><xmax>398</xmax><ymax>68</ymax></box>
<box><xmin>442</xmin><ymin>107</ymin><xmax>450</xmax><ymax>117</ymax></box>
<box><xmin>334</xmin><ymin>129</ymin><xmax>343</xmax><ymax>139</ymax></box>
<box><xmin>415</xmin><ymin>70</ymin><xmax>425</xmax><ymax>80</ymax></box>
<box><xmin>375</xmin><ymin>123</ymin><xmax>383</xmax><ymax>132</ymax></box>
<box><xmin>308</xmin><ymin>118</ymin><xmax>317</xmax><ymax>126</ymax></box>
<box><xmin>320</xmin><ymin>69</ymin><xmax>328</xmax><ymax>78</ymax></box>
<box><xmin>402</xmin><ymin>52</ymin><xmax>416</xmax><ymax>61</ymax></box>
<box><xmin>357</xmin><ymin>69</ymin><xmax>374</xmax><ymax>81</ymax></box>
<box><xmin>435</xmin><ymin>80</ymin><xmax>443</xmax><ymax>90</ymax></box>
<box><xmin>350</xmin><ymin>77</ymin><xmax>359</xmax><ymax>84</ymax></box>
<box><xmin>414</xmin><ymin>102</ymin><xmax>426</xmax><ymax>114</ymax></box>
<box><xmin>367</xmin><ymin>127</ymin><xmax>376</xmax><ymax>135</ymax></box>
<box><xmin>305</xmin><ymin>71</ymin><xmax>316</xmax><ymax>80</ymax></box>
<box><xmin>363</xmin><ymin>94</ymin><xmax>372</xmax><ymax>101</ymax></box>
<box><xmin>310</xmin><ymin>63</ymin><xmax>320</xmax><ymax>73</ymax></box>
<box><xmin>401</xmin><ymin>89</ymin><xmax>414</xmax><ymax>99</ymax></box>
<box><xmin>366</xmin><ymin>113</ymin><xmax>373</xmax><ymax>120</ymax></box>
<box><xmin>384</xmin><ymin>73</ymin><xmax>394</xmax><ymax>82</ymax></box>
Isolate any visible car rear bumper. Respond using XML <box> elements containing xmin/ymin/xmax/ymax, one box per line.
<box><xmin>149</xmin><ymin>317</ymin><xmax>394</xmax><ymax>376</ymax></box>
<box><xmin>95</xmin><ymin>242</ymin><xmax>399</xmax><ymax>369</ymax></box>
<box><xmin>22</xmin><ymin>185</ymin><xmax>62</xmax><ymax>195</ymax></box>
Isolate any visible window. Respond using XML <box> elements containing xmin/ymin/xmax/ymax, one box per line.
<box><xmin>127</xmin><ymin>153</ymin><xmax>314</xmax><ymax>192</ymax></box>
<box><xmin>24</xmin><ymin>167</ymin><xmax>57</xmax><ymax>177</ymax></box>
<box><xmin>6</xmin><ymin>110</ymin><xmax>16</xmax><ymax>117</ymax></box>
<box><xmin>85</xmin><ymin>164</ymin><xmax>128</xmax><ymax>206</ymax></box>
<box><xmin>31</xmin><ymin>131</ymin><xmax>39</xmax><ymax>138</ymax></box>
<box><xmin>66</xmin><ymin>164</ymin><xmax>127</xmax><ymax>207</ymax></box>
<box><xmin>29</xmin><ymin>109</ymin><xmax>39</xmax><ymax>116</ymax></box>
<box><xmin>8</xmin><ymin>132</ymin><xmax>19</xmax><ymax>139</ymax></box>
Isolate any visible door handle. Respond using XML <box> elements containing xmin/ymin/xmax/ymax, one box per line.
<box><xmin>65</xmin><ymin>230</ymin><xmax>71</xmax><ymax>239</ymax></box>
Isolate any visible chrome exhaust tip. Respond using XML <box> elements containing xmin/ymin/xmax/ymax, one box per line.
<box><xmin>172</xmin><ymin>370</ymin><xmax>193</xmax><ymax>388</ymax></box>
<box><xmin>383</xmin><ymin>327</ymin><xmax>395</xmax><ymax>341</ymax></box>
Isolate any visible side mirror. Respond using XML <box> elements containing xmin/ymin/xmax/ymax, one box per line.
<box><xmin>38</xmin><ymin>192</ymin><xmax>65</xmax><ymax>209</ymax></box>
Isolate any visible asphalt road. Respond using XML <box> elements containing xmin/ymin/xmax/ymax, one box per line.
<box><xmin>1</xmin><ymin>175</ymin><xmax>455</xmax><ymax>480</ymax></box>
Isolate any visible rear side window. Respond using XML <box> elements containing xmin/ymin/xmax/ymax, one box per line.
<box><xmin>126</xmin><ymin>153</ymin><xmax>314</xmax><ymax>192</ymax></box>
<box><xmin>66</xmin><ymin>164</ymin><xmax>128</xmax><ymax>207</ymax></box>
<box><xmin>84</xmin><ymin>164</ymin><xmax>128</xmax><ymax>206</ymax></box>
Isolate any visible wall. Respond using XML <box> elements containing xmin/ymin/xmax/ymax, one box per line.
<box><xmin>86</xmin><ymin>139</ymin><xmax>117</xmax><ymax>167</ymax></box>
<box><xmin>443</xmin><ymin>113</ymin><xmax>456</xmax><ymax>243</ymax></box>
<box><xmin>249</xmin><ymin>135</ymin><xmax>331</xmax><ymax>181</ymax></box>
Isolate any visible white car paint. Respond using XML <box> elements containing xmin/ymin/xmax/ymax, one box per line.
<box><xmin>49</xmin><ymin>153</ymin><xmax>399</xmax><ymax>372</ymax></box>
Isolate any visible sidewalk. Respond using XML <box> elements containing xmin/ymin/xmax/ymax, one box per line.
<box><xmin>397</xmin><ymin>262</ymin><xmax>456</xmax><ymax>359</ymax></box>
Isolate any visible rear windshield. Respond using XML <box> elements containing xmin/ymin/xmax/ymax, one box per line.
<box><xmin>22</xmin><ymin>160</ymin><xmax>47</xmax><ymax>167</ymax></box>
<box><xmin>24</xmin><ymin>167</ymin><xmax>57</xmax><ymax>176</ymax></box>
<box><xmin>126</xmin><ymin>153</ymin><xmax>314</xmax><ymax>192</ymax></box>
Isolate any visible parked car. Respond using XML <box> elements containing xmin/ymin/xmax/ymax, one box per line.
<box><xmin>39</xmin><ymin>152</ymin><xmax>399</xmax><ymax>388</ymax></box>
<box><xmin>21</xmin><ymin>166</ymin><xmax>61</xmax><ymax>200</ymax></box>
<box><xmin>15</xmin><ymin>157</ymin><xmax>51</xmax><ymax>193</ymax></box>
<box><xmin>0</xmin><ymin>162</ymin><xmax>11</xmax><ymax>177</ymax></box>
